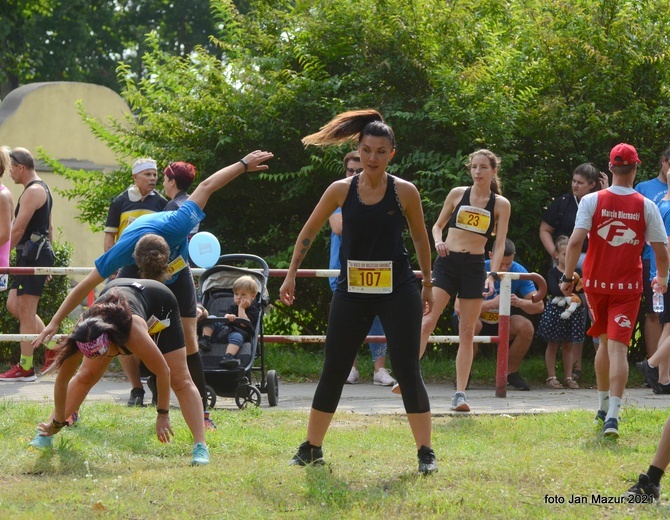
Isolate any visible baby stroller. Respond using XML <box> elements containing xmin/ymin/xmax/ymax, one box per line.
<box><xmin>198</xmin><ymin>253</ymin><xmax>277</xmax><ymax>409</ymax></box>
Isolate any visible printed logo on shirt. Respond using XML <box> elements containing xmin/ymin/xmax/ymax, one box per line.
<box><xmin>596</xmin><ymin>220</ymin><xmax>640</xmax><ymax>247</ymax></box>
<box><xmin>614</xmin><ymin>314</ymin><xmax>632</xmax><ymax>329</ymax></box>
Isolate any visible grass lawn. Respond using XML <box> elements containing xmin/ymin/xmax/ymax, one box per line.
<box><xmin>1</xmin><ymin>399</ymin><xmax>670</xmax><ymax>519</ymax></box>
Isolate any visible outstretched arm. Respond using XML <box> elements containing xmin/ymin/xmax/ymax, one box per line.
<box><xmin>32</xmin><ymin>269</ymin><xmax>105</xmax><ymax>347</ymax></box>
<box><xmin>188</xmin><ymin>150</ymin><xmax>273</xmax><ymax>210</ymax></box>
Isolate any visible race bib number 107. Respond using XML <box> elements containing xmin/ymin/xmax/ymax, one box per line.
<box><xmin>347</xmin><ymin>260</ymin><xmax>393</xmax><ymax>294</ymax></box>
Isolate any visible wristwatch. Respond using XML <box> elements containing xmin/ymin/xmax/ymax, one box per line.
<box><xmin>559</xmin><ymin>273</ymin><xmax>575</xmax><ymax>284</ymax></box>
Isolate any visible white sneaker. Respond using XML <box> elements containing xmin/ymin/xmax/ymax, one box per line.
<box><xmin>373</xmin><ymin>367</ymin><xmax>396</xmax><ymax>386</ymax></box>
<box><xmin>346</xmin><ymin>367</ymin><xmax>360</xmax><ymax>384</ymax></box>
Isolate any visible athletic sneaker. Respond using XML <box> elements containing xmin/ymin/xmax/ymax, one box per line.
<box><xmin>507</xmin><ymin>371</ymin><xmax>531</xmax><ymax>391</ymax></box>
<box><xmin>636</xmin><ymin>360</ymin><xmax>661</xmax><ymax>393</ymax></box>
<box><xmin>373</xmin><ymin>367</ymin><xmax>396</xmax><ymax>386</ymax></box>
<box><xmin>219</xmin><ymin>353</ymin><xmax>240</xmax><ymax>369</ymax></box>
<box><xmin>191</xmin><ymin>442</ymin><xmax>210</xmax><ymax>465</ymax></box>
<box><xmin>289</xmin><ymin>441</ymin><xmax>325</xmax><ymax>466</ymax></box>
<box><xmin>595</xmin><ymin>409</ymin><xmax>607</xmax><ymax>423</ymax></box>
<box><xmin>66</xmin><ymin>411</ymin><xmax>79</xmax><ymax>427</ymax></box>
<box><xmin>0</xmin><ymin>364</ymin><xmax>37</xmax><ymax>382</ymax></box>
<box><xmin>40</xmin><ymin>348</ymin><xmax>57</xmax><ymax>375</ymax></box>
<box><xmin>624</xmin><ymin>473</ymin><xmax>660</xmax><ymax>503</ymax></box>
<box><xmin>417</xmin><ymin>445</ymin><xmax>438</xmax><ymax>475</ymax></box>
<box><xmin>653</xmin><ymin>382</ymin><xmax>670</xmax><ymax>395</ymax></box>
<box><xmin>603</xmin><ymin>417</ymin><xmax>619</xmax><ymax>438</ymax></box>
<box><xmin>451</xmin><ymin>391</ymin><xmax>470</xmax><ymax>412</ymax></box>
<box><xmin>346</xmin><ymin>366</ymin><xmax>360</xmax><ymax>384</ymax></box>
<box><xmin>127</xmin><ymin>387</ymin><xmax>145</xmax><ymax>407</ymax></box>
<box><xmin>29</xmin><ymin>432</ymin><xmax>53</xmax><ymax>449</ymax></box>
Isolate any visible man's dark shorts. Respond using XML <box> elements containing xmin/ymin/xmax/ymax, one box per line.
<box><xmin>11</xmin><ymin>248</ymin><xmax>55</xmax><ymax>296</ymax></box>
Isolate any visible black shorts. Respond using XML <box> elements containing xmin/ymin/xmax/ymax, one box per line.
<box><xmin>432</xmin><ymin>252</ymin><xmax>486</xmax><ymax>299</ymax></box>
<box><xmin>117</xmin><ymin>264</ymin><xmax>197</xmax><ymax>318</ymax></box>
<box><xmin>11</xmin><ymin>247</ymin><xmax>55</xmax><ymax>296</ymax></box>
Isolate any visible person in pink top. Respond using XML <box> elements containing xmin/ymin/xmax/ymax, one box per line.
<box><xmin>561</xmin><ymin>143</ymin><xmax>669</xmax><ymax>439</ymax></box>
<box><xmin>0</xmin><ymin>147</ymin><xmax>14</xmax><ymax>291</ymax></box>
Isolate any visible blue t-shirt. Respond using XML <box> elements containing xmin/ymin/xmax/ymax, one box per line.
<box><xmin>635</xmin><ymin>177</ymin><xmax>667</xmax><ymax>263</ymax></box>
<box><xmin>484</xmin><ymin>259</ymin><xmax>536</xmax><ymax>299</ymax></box>
<box><xmin>95</xmin><ymin>200</ymin><xmax>205</xmax><ymax>284</ymax></box>
<box><xmin>648</xmin><ymin>198</ymin><xmax>670</xmax><ymax>279</ymax></box>
<box><xmin>454</xmin><ymin>260</ymin><xmax>536</xmax><ymax>323</ymax></box>
<box><xmin>329</xmin><ymin>207</ymin><xmax>342</xmax><ymax>292</ymax></box>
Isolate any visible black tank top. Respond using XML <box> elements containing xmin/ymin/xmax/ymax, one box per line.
<box><xmin>336</xmin><ymin>174</ymin><xmax>415</xmax><ymax>296</ymax></box>
<box><xmin>447</xmin><ymin>187</ymin><xmax>496</xmax><ymax>239</ymax></box>
<box><xmin>100</xmin><ymin>279</ymin><xmax>180</xmax><ymax>353</ymax></box>
<box><xmin>15</xmin><ymin>180</ymin><xmax>52</xmax><ymax>245</ymax></box>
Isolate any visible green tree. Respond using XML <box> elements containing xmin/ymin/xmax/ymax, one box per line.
<box><xmin>0</xmin><ymin>0</ymin><xmax>224</xmax><ymax>96</ymax></box>
<box><xmin>51</xmin><ymin>0</ymin><xmax>670</xmax><ymax>338</ymax></box>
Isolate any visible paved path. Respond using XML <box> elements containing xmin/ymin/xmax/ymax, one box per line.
<box><xmin>2</xmin><ymin>374</ymin><xmax>670</xmax><ymax>415</ymax></box>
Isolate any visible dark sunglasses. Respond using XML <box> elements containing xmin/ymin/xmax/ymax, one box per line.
<box><xmin>8</xmin><ymin>151</ymin><xmax>24</xmax><ymax>167</ymax></box>
<box><xmin>346</xmin><ymin>167</ymin><xmax>363</xmax><ymax>174</ymax></box>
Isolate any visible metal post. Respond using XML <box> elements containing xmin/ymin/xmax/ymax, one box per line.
<box><xmin>496</xmin><ymin>275</ymin><xmax>512</xmax><ymax>398</ymax></box>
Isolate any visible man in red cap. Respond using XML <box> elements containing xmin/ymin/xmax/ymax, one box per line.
<box><xmin>560</xmin><ymin>143</ymin><xmax>669</xmax><ymax>439</ymax></box>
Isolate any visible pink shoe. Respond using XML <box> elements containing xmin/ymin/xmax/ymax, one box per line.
<box><xmin>41</xmin><ymin>348</ymin><xmax>58</xmax><ymax>375</ymax></box>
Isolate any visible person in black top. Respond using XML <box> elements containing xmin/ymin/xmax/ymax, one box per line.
<box><xmin>539</xmin><ymin>162</ymin><xmax>606</xmax><ymax>380</ymax></box>
<box><xmin>31</xmin><ymin>234</ymin><xmax>210</xmax><ymax>465</ymax></box>
<box><xmin>419</xmin><ymin>149</ymin><xmax>511</xmax><ymax>412</ymax></box>
<box><xmin>279</xmin><ymin>109</ymin><xmax>437</xmax><ymax>474</ymax></box>
<box><xmin>1</xmin><ymin>147</ymin><xmax>54</xmax><ymax>382</ymax></box>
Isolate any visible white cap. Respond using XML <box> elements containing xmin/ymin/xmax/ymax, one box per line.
<box><xmin>132</xmin><ymin>158</ymin><xmax>157</xmax><ymax>175</ymax></box>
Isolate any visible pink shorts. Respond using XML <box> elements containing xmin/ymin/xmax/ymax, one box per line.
<box><xmin>584</xmin><ymin>291</ymin><xmax>641</xmax><ymax>345</ymax></box>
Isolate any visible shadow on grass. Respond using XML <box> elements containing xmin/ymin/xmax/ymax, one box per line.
<box><xmin>301</xmin><ymin>460</ymin><xmax>431</xmax><ymax>512</ymax></box>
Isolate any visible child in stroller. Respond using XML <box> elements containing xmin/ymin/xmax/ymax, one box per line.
<box><xmin>198</xmin><ymin>275</ymin><xmax>260</xmax><ymax>369</ymax></box>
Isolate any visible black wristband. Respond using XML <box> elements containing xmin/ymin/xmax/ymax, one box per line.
<box><xmin>488</xmin><ymin>272</ymin><xmax>500</xmax><ymax>281</ymax></box>
<box><xmin>239</xmin><ymin>158</ymin><xmax>248</xmax><ymax>173</ymax></box>
<box><xmin>559</xmin><ymin>273</ymin><xmax>575</xmax><ymax>284</ymax></box>
<box><xmin>156</xmin><ymin>408</ymin><xmax>170</xmax><ymax>415</ymax></box>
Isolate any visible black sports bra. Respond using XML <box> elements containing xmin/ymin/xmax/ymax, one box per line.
<box><xmin>447</xmin><ymin>187</ymin><xmax>496</xmax><ymax>239</ymax></box>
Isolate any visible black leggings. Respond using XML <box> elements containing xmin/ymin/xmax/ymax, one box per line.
<box><xmin>312</xmin><ymin>288</ymin><xmax>430</xmax><ymax>414</ymax></box>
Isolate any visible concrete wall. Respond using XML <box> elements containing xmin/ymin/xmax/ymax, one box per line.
<box><xmin>0</xmin><ymin>82</ymin><xmax>131</xmax><ymax>279</ymax></box>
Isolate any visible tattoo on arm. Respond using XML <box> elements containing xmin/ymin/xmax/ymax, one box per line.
<box><xmin>300</xmin><ymin>238</ymin><xmax>311</xmax><ymax>255</ymax></box>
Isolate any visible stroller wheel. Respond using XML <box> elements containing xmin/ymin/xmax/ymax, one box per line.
<box><xmin>235</xmin><ymin>385</ymin><xmax>261</xmax><ymax>409</ymax></box>
<box><xmin>205</xmin><ymin>385</ymin><xmax>217</xmax><ymax>409</ymax></box>
<box><xmin>266</xmin><ymin>370</ymin><xmax>279</xmax><ymax>407</ymax></box>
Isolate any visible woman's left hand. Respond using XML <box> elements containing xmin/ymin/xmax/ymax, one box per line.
<box><xmin>156</xmin><ymin>414</ymin><xmax>174</xmax><ymax>444</ymax></box>
<box><xmin>37</xmin><ymin>421</ymin><xmax>59</xmax><ymax>437</ymax></box>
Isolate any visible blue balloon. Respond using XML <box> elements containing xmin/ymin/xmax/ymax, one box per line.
<box><xmin>188</xmin><ymin>232</ymin><xmax>221</xmax><ymax>268</ymax></box>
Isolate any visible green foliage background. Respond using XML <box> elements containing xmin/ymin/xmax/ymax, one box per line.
<box><xmin>49</xmin><ymin>0</ymin><xmax>670</xmax><ymax>343</ymax></box>
<box><xmin>0</xmin><ymin>238</ymin><xmax>73</xmax><ymax>364</ymax></box>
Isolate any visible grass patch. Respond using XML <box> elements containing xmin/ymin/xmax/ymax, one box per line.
<box><xmin>1</xmin><ymin>401</ymin><xmax>669</xmax><ymax>518</ymax></box>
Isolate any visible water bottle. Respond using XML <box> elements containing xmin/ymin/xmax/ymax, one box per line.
<box><xmin>653</xmin><ymin>289</ymin><xmax>664</xmax><ymax>313</ymax></box>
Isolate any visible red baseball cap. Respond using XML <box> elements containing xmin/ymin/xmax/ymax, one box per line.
<box><xmin>609</xmin><ymin>143</ymin><xmax>642</xmax><ymax>166</ymax></box>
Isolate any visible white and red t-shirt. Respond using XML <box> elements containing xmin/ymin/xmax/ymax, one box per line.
<box><xmin>575</xmin><ymin>186</ymin><xmax>667</xmax><ymax>294</ymax></box>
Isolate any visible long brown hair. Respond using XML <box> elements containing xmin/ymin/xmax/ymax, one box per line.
<box><xmin>133</xmin><ymin>234</ymin><xmax>170</xmax><ymax>281</ymax></box>
<box><xmin>302</xmin><ymin>109</ymin><xmax>395</xmax><ymax>149</ymax></box>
